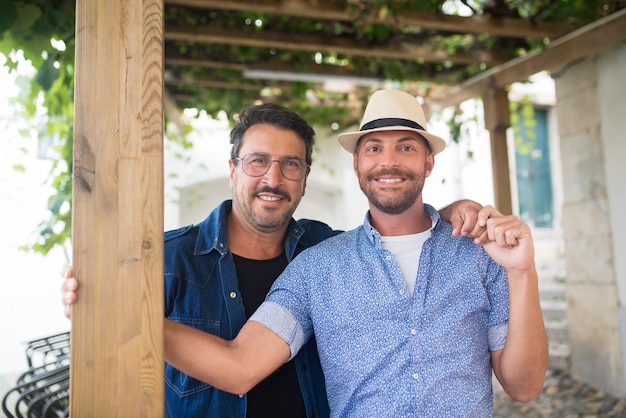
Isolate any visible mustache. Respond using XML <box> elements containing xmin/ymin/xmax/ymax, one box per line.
<box><xmin>368</xmin><ymin>168</ymin><xmax>411</xmax><ymax>179</ymax></box>
<box><xmin>253</xmin><ymin>186</ymin><xmax>290</xmax><ymax>201</ymax></box>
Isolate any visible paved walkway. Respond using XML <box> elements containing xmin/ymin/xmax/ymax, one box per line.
<box><xmin>494</xmin><ymin>369</ymin><xmax>626</xmax><ymax>417</ymax></box>
<box><xmin>5</xmin><ymin>368</ymin><xmax>626</xmax><ymax>417</ymax></box>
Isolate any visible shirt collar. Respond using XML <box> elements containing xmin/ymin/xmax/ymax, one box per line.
<box><xmin>195</xmin><ymin>199</ymin><xmax>304</xmax><ymax>258</ymax></box>
<box><xmin>363</xmin><ymin>203</ymin><xmax>441</xmax><ymax>247</ymax></box>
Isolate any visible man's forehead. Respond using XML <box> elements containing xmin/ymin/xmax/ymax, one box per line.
<box><xmin>241</xmin><ymin>124</ymin><xmax>306</xmax><ymax>156</ymax></box>
<box><xmin>359</xmin><ymin>130</ymin><xmax>427</xmax><ymax>144</ymax></box>
<box><xmin>361</xmin><ymin>129</ymin><xmax>422</xmax><ymax>140</ymax></box>
<box><xmin>240</xmin><ymin>140</ymin><xmax>306</xmax><ymax>151</ymax></box>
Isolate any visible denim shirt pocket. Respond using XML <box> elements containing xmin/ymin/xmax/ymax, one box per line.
<box><xmin>165</xmin><ymin>318</ymin><xmax>220</xmax><ymax>397</ymax></box>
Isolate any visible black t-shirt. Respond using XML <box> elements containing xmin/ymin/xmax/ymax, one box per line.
<box><xmin>233</xmin><ymin>252</ymin><xmax>307</xmax><ymax>418</ymax></box>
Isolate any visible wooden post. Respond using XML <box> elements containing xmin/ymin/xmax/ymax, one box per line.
<box><xmin>71</xmin><ymin>0</ymin><xmax>164</xmax><ymax>416</ymax></box>
<box><xmin>483</xmin><ymin>86</ymin><xmax>513</xmax><ymax>215</ymax></box>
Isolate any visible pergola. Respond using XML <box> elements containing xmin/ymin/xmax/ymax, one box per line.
<box><xmin>70</xmin><ymin>1</ymin><xmax>626</xmax><ymax>415</ymax></box>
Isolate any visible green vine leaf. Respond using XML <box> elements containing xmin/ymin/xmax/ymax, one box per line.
<box><xmin>0</xmin><ymin>1</ymin><xmax>18</xmax><ymax>33</ymax></box>
<box><xmin>35</xmin><ymin>54</ymin><xmax>59</xmax><ymax>90</ymax></box>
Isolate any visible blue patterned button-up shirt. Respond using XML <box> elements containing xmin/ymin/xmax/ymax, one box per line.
<box><xmin>251</xmin><ymin>204</ymin><xmax>510</xmax><ymax>417</ymax></box>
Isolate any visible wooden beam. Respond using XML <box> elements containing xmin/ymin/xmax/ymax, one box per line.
<box><xmin>430</xmin><ymin>8</ymin><xmax>626</xmax><ymax>111</ymax></box>
<box><xmin>166</xmin><ymin>56</ymin><xmax>246</xmax><ymax>70</ymax></box>
<box><xmin>165</xmin><ymin>54</ymin><xmax>361</xmax><ymax>77</ymax></box>
<box><xmin>482</xmin><ymin>86</ymin><xmax>513</xmax><ymax>215</ymax></box>
<box><xmin>164</xmin><ymin>0</ymin><xmax>573</xmax><ymax>39</ymax></box>
<box><xmin>164</xmin><ymin>24</ymin><xmax>513</xmax><ymax>66</ymax></box>
<box><xmin>165</xmin><ymin>77</ymin><xmax>274</xmax><ymax>90</ymax></box>
<box><xmin>71</xmin><ymin>0</ymin><xmax>164</xmax><ymax>416</ymax></box>
<box><xmin>163</xmin><ymin>54</ymin><xmax>446</xmax><ymax>84</ymax></box>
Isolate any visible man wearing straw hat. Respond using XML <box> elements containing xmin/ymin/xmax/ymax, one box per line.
<box><xmin>164</xmin><ymin>89</ymin><xmax>549</xmax><ymax>417</ymax></box>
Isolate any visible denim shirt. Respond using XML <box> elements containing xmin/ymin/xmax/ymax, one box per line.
<box><xmin>163</xmin><ymin>200</ymin><xmax>336</xmax><ymax>418</ymax></box>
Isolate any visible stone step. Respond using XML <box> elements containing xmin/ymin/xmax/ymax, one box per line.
<box><xmin>541</xmin><ymin>300</ymin><xmax>568</xmax><ymax>321</ymax></box>
<box><xmin>545</xmin><ymin>319</ymin><xmax>569</xmax><ymax>344</ymax></box>
<box><xmin>548</xmin><ymin>342</ymin><xmax>571</xmax><ymax>371</ymax></box>
<box><xmin>539</xmin><ymin>283</ymin><xmax>567</xmax><ymax>301</ymax></box>
<box><xmin>547</xmin><ymin>319</ymin><xmax>571</xmax><ymax>371</ymax></box>
<box><xmin>539</xmin><ymin>292</ymin><xmax>571</xmax><ymax>371</ymax></box>
<box><xmin>536</xmin><ymin>262</ymin><xmax>570</xmax><ymax>371</ymax></box>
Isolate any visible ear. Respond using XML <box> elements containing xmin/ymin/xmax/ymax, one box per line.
<box><xmin>352</xmin><ymin>152</ymin><xmax>359</xmax><ymax>173</ymax></box>
<box><xmin>301</xmin><ymin>167</ymin><xmax>310</xmax><ymax>197</ymax></box>
<box><xmin>228</xmin><ymin>159</ymin><xmax>236</xmax><ymax>188</ymax></box>
<box><xmin>425</xmin><ymin>153</ymin><xmax>435</xmax><ymax>178</ymax></box>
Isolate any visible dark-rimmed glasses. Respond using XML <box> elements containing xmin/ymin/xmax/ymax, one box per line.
<box><xmin>233</xmin><ymin>152</ymin><xmax>309</xmax><ymax>181</ymax></box>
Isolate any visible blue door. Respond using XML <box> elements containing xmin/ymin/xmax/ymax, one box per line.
<box><xmin>513</xmin><ymin>108</ymin><xmax>553</xmax><ymax>228</ymax></box>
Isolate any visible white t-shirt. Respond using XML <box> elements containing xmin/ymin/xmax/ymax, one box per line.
<box><xmin>380</xmin><ymin>224</ymin><xmax>433</xmax><ymax>297</ymax></box>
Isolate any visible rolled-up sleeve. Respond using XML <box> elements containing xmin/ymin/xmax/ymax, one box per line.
<box><xmin>488</xmin><ymin>321</ymin><xmax>508</xmax><ymax>351</ymax></box>
<box><xmin>250</xmin><ymin>301</ymin><xmax>307</xmax><ymax>361</ymax></box>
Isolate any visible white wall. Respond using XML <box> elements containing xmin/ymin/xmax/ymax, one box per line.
<box><xmin>554</xmin><ymin>44</ymin><xmax>626</xmax><ymax>394</ymax></box>
<box><xmin>0</xmin><ymin>125</ymin><xmax>69</xmax><ymax>375</ymax></box>
<box><xmin>164</xmin><ymin>113</ymin><xmax>233</xmax><ymax>229</ymax></box>
<box><xmin>598</xmin><ymin>46</ymin><xmax>626</xmax><ymax>309</ymax></box>
<box><xmin>426</xmin><ymin>103</ymin><xmax>496</xmax><ymax>210</ymax></box>
<box><xmin>598</xmin><ymin>46</ymin><xmax>626</xmax><ymax>388</ymax></box>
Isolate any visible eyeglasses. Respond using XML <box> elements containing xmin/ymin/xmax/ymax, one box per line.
<box><xmin>233</xmin><ymin>152</ymin><xmax>309</xmax><ymax>181</ymax></box>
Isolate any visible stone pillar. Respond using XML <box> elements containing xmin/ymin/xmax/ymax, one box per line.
<box><xmin>554</xmin><ymin>44</ymin><xmax>626</xmax><ymax>396</ymax></box>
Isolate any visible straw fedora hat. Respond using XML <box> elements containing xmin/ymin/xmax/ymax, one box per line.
<box><xmin>338</xmin><ymin>89</ymin><xmax>447</xmax><ymax>155</ymax></box>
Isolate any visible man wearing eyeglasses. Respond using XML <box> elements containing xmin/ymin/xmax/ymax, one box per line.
<box><xmin>62</xmin><ymin>103</ymin><xmax>491</xmax><ymax>417</ymax></box>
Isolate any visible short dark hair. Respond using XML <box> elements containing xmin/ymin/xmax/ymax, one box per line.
<box><xmin>230</xmin><ymin>103</ymin><xmax>315</xmax><ymax>166</ymax></box>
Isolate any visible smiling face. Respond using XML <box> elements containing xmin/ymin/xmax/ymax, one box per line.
<box><xmin>354</xmin><ymin>130</ymin><xmax>434</xmax><ymax>215</ymax></box>
<box><xmin>229</xmin><ymin>123</ymin><xmax>309</xmax><ymax>233</ymax></box>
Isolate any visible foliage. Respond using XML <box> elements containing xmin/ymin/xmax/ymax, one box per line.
<box><xmin>0</xmin><ymin>0</ymin><xmax>621</xmax><ymax>256</ymax></box>
<box><xmin>510</xmin><ymin>94</ymin><xmax>537</xmax><ymax>155</ymax></box>
<box><xmin>1</xmin><ymin>0</ymin><xmax>75</xmax><ymax>257</ymax></box>
<box><xmin>445</xmin><ymin>99</ymin><xmax>481</xmax><ymax>160</ymax></box>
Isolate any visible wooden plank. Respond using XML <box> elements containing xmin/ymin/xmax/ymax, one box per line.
<box><xmin>71</xmin><ymin>0</ymin><xmax>164</xmax><ymax>416</ymax></box>
<box><xmin>483</xmin><ymin>86</ymin><xmax>513</xmax><ymax>215</ymax></box>
<box><xmin>164</xmin><ymin>0</ymin><xmax>572</xmax><ymax>39</ymax></box>
<box><xmin>491</xmin><ymin>8</ymin><xmax>626</xmax><ymax>87</ymax></box>
<box><xmin>164</xmin><ymin>24</ymin><xmax>513</xmax><ymax>66</ymax></box>
<box><xmin>429</xmin><ymin>9</ymin><xmax>626</xmax><ymax>112</ymax></box>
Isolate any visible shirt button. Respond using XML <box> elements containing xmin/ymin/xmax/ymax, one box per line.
<box><xmin>399</xmin><ymin>289</ymin><xmax>405</xmax><ymax>295</ymax></box>
<box><xmin>229</xmin><ymin>292</ymin><xmax>237</xmax><ymax>299</ymax></box>
<box><xmin>412</xmin><ymin>373</ymin><xmax>419</xmax><ymax>380</ymax></box>
<box><xmin>410</xmin><ymin>329</ymin><xmax>417</xmax><ymax>335</ymax></box>
<box><xmin>386</xmin><ymin>255</ymin><xmax>391</xmax><ymax>260</ymax></box>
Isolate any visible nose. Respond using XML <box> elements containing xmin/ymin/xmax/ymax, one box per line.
<box><xmin>263</xmin><ymin>159</ymin><xmax>284</xmax><ymax>185</ymax></box>
<box><xmin>379</xmin><ymin>148</ymin><xmax>400</xmax><ymax>167</ymax></box>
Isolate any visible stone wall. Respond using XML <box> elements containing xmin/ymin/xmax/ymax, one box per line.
<box><xmin>554</xmin><ymin>43</ymin><xmax>626</xmax><ymax>396</ymax></box>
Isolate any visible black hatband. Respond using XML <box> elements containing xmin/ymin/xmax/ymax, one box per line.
<box><xmin>360</xmin><ymin>118</ymin><xmax>424</xmax><ymax>132</ymax></box>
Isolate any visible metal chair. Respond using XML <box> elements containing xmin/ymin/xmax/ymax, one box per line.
<box><xmin>2</xmin><ymin>332</ymin><xmax>70</xmax><ymax>418</ymax></box>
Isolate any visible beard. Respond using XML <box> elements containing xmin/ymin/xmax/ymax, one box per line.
<box><xmin>232</xmin><ymin>184</ymin><xmax>297</xmax><ymax>232</ymax></box>
<box><xmin>358</xmin><ymin>168</ymin><xmax>425</xmax><ymax>215</ymax></box>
